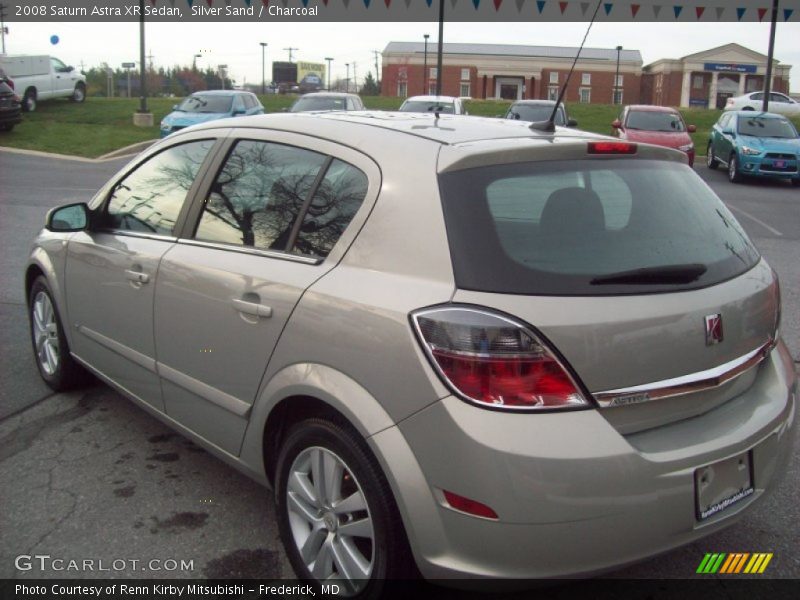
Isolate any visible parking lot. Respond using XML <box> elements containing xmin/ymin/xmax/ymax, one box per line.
<box><xmin>0</xmin><ymin>146</ymin><xmax>798</xmax><ymax>582</ymax></box>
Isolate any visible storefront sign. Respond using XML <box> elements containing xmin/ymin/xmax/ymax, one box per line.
<box><xmin>704</xmin><ymin>63</ymin><xmax>758</xmax><ymax>73</ymax></box>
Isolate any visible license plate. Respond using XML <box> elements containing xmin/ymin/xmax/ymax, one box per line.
<box><xmin>695</xmin><ymin>450</ymin><xmax>754</xmax><ymax>521</ymax></box>
<box><xmin>774</xmin><ymin>160</ymin><xmax>786</xmax><ymax>168</ymax></box>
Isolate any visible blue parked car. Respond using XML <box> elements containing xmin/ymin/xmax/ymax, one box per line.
<box><xmin>160</xmin><ymin>90</ymin><xmax>264</xmax><ymax>137</ymax></box>
<box><xmin>707</xmin><ymin>110</ymin><xmax>800</xmax><ymax>186</ymax></box>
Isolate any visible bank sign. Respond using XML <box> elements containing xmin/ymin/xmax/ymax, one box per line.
<box><xmin>704</xmin><ymin>63</ymin><xmax>758</xmax><ymax>73</ymax></box>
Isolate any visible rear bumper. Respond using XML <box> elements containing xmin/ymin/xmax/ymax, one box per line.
<box><xmin>370</xmin><ymin>340</ymin><xmax>796</xmax><ymax>579</ymax></box>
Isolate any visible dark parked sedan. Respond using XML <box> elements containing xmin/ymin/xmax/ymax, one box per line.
<box><xmin>0</xmin><ymin>69</ymin><xmax>22</xmax><ymax>132</ymax></box>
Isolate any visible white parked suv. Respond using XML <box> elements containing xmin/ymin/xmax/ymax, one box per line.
<box><xmin>0</xmin><ymin>55</ymin><xmax>87</xmax><ymax>111</ymax></box>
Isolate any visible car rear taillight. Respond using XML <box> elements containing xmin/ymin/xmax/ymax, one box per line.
<box><xmin>411</xmin><ymin>306</ymin><xmax>590</xmax><ymax>411</ymax></box>
<box><xmin>5</xmin><ymin>78</ymin><xmax>13</xmax><ymax>90</ymax></box>
<box><xmin>588</xmin><ymin>141</ymin><xmax>637</xmax><ymax>155</ymax></box>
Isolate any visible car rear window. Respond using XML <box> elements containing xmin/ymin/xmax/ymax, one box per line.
<box><xmin>438</xmin><ymin>159</ymin><xmax>760</xmax><ymax>295</ymax></box>
<box><xmin>626</xmin><ymin>111</ymin><xmax>685</xmax><ymax>132</ymax></box>
<box><xmin>400</xmin><ymin>101</ymin><xmax>455</xmax><ymax>114</ymax></box>
<box><xmin>508</xmin><ymin>105</ymin><xmax>565</xmax><ymax>125</ymax></box>
<box><xmin>291</xmin><ymin>97</ymin><xmax>346</xmax><ymax>111</ymax></box>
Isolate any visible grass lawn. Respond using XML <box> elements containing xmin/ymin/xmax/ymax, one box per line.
<box><xmin>1</xmin><ymin>95</ymin><xmax>797</xmax><ymax>159</ymax></box>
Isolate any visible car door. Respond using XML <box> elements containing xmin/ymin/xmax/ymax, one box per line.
<box><xmin>65</xmin><ymin>136</ymin><xmax>220</xmax><ymax>411</ymax></box>
<box><xmin>153</xmin><ymin>130</ymin><xmax>380</xmax><ymax>454</ymax></box>
<box><xmin>49</xmin><ymin>57</ymin><xmax>71</xmax><ymax>97</ymax></box>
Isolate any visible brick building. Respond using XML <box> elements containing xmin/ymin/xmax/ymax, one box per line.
<box><xmin>381</xmin><ymin>42</ymin><xmax>643</xmax><ymax>104</ymax></box>
<box><xmin>642</xmin><ymin>43</ymin><xmax>791</xmax><ymax>109</ymax></box>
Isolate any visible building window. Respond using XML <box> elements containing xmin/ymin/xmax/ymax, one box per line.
<box><xmin>460</xmin><ymin>82</ymin><xmax>470</xmax><ymax>97</ymax></box>
<box><xmin>615</xmin><ymin>74</ymin><xmax>624</xmax><ymax>87</ymax></box>
<box><xmin>692</xmin><ymin>75</ymin><xmax>704</xmax><ymax>89</ymax></box>
<box><xmin>428</xmin><ymin>82</ymin><xmax>437</xmax><ymax>95</ymax></box>
<box><xmin>461</xmin><ymin>68</ymin><xmax>470</xmax><ymax>81</ymax></box>
<box><xmin>581</xmin><ymin>73</ymin><xmax>591</xmax><ymax>86</ymax></box>
<box><xmin>580</xmin><ymin>88</ymin><xmax>591</xmax><ymax>103</ymax></box>
<box><xmin>397</xmin><ymin>81</ymin><xmax>407</xmax><ymax>98</ymax></box>
<box><xmin>613</xmin><ymin>89</ymin><xmax>623</xmax><ymax>104</ymax></box>
<box><xmin>429</xmin><ymin>67</ymin><xmax>437</xmax><ymax>79</ymax></box>
<box><xmin>548</xmin><ymin>85</ymin><xmax>559</xmax><ymax>101</ymax></box>
<box><xmin>549</xmin><ymin>72</ymin><xmax>559</xmax><ymax>84</ymax></box>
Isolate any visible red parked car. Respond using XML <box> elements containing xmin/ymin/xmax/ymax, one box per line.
<box><xmin>612</xmin><ymin>105</ymin><xmax>696</xmax><ymax>166</ymax></box>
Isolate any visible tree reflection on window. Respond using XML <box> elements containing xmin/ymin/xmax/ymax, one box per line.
<box><xmin>195</xmin><ymin>141</ymin><xmax>326</xmax><ymax>250</ymax></box>
<box><xmin>105</xmin><ymin>141</ymin><xmax>214</xmax><ymax>235</ymax></box>
<box><xmin>293</xmin><ymin>159</ymin><xmax>368</xmax><ymax>258</ymax></box>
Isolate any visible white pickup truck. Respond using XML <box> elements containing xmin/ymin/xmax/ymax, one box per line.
<box><xmin>0</xmin><ymin>55</ymin><xmax>87</xmax><ymax>112</ymax></box>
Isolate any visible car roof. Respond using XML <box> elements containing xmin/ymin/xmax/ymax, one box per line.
<box><xmin>404</xmin><ymin>96</ymin><xmax>458</xmax><ymax>102</ymax></box>
<box><xmin>189</xmin><ymin>110</ymin><xmax>597</xmax><ymax>146</ymax></box>
<box><xmin>625</xmin><ymin>105</ymin><xmax>680</xmax><ymax>113</ymax></box>
<box><xmin>299</xmin><ymin>92</ymin><xmax>358</xmax><ymax>99</ymax></box>
<box><xmin>510</xmin><ymin>100</ymin><xmax>560</xmax><ymax>106</ymax></box>
<box><xmin>189</xmin><ymin>90</ymin><xmax>246</xmax><ymax>96</ymax></box>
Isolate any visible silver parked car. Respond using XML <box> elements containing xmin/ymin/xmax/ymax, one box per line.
<box><xmin>27</xmin><ymin>113</ymin><xmax>796</xmax><ymax>594</ymax></box>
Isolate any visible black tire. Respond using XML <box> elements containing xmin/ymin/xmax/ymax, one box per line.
<box><xmin>22</xmin><ymin>88</ymin><xmax>36</xmax><ymax>112</ymax></box>
<box><xmin>706</xmin><ymin>142</ymin><xmax>719</xmax><ymax>169</ymax></box>
<box><xmin>0</xmin><ymin>123</ymin><xmax>13</xmax><ymax>132</ymax></box>
<box><xmin>728</xmin><ymin>153</ymin><xmax>742</xmax><ymax>183</ymax></box>
<box><xmin>71</xmin><ymin>83</ymin><xmax>86</xmax><ymax>103</ymax></box>
<box><xmin>792</xmin><ymin>178</ymin><xmax>800</xmax><ymax>188</ymax></box>
<box><xmin>275</xmin><ymin>418</ymin><xmax>414</xmax><ymax>598</ymax></box>
<box><xmin>28</xmin><ymin>276</ymin><xmax>90</xmax><ymax>391</ymax></box>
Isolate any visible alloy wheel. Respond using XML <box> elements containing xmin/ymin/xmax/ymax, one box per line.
<box><xmin>286</xmin><ymin>446</ymin><xmax>374</xmax><ymax>594</ymax></box>
<box><xmin>32</xmin><ymin>291</ymin><xmax>60</xmax><ymax>376</ymax></box>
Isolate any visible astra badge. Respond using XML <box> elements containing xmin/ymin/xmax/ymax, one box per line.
<box><xmin>705</xmin><ymin>314</ymin><xmax>723</xmax><ymax>345</ymax></box>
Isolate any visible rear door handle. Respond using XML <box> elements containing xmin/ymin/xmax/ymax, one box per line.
<box><xmin>124</xmin><ymin>269</ymin><xmax>150</xmax><ymax>284</ymax></box>
<box><xmin>231</xmin><ymin>298</ymin><xmax>272</xmax><ymax>318</ymax></box>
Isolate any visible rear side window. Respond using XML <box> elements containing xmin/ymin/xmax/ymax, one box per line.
<box><xmin>438</xmin><ymin>160</ymin><xmax>760</xmax><ymax>295</ymax></box>
<box><xmin>195</xmin><ymin>140</ymin><xmax>368</xmax><ymax>258</ymax></box>
<box><xmin>105</xmin><ymin>140</ymin><xmax>214</xmax><ymax>236</ymax></box>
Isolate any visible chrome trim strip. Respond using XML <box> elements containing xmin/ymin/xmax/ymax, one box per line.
<box><xmin>157</xmin><ymin>362</ymin><xmax>252</xmax><ymax>418</ymax></box>
<box><xmin>595</xmin><ymin>339</ymin><xmax>774</xmax><ymax>408</ymax></box>
<box><xmin>176</xmin><ymin>239</ymin><xmax>321</xmax><ymax>265</ymax></box>
<box><xmin>95</xmin><ymin>229</ymin><xmax>178</xmax><ymax>243</ymax></box>
<box><xmin>76</xmin><ymin>325</ymin><xmax>157</xmax><ymax>373</ymax></box>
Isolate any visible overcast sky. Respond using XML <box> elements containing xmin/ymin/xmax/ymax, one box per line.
<box><xmin>6</xmin><ymin>21</ymin><xmax>800</xmax><ymax>91</ymax></box>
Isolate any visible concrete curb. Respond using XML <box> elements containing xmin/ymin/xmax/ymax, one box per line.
<box><xmin>0</xmin><ymin>139</ymin><xmax>157</xmax><ymax>163</ymax></box>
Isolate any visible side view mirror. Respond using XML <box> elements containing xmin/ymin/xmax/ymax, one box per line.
<box><xmin>232</xmin><ymin>108</ymin><xmax>246</xmax><ymax>116</ymax></box>
<box><xmin>687</xmin><ymin>124</ymin><xmax>697</xmax><ymax>133</ymax></box>
<box><xmin>567</xmin><ymin>118</ymin><xmax>578</xmax><ymax>128</ymax></box>
<box><xmin>611</xmin><ymin>119</ymin><xmax>622</xmax><ymax>129</ymax></box>
<box><xmin>172</xmin><ymin>104</ymin><xmax>178</xmax><ymax>110</ymax></box>
<box><xmin>722</xmin><ymin>128</ymin><xmax>735</xmax><ymax>137</ymax></box>
<box><xmin>67</xmin><ymin>66</ymin><xmax>75</xmax><ymax>72</ymax></box>
<box><xmin>46</xmin><ymin>203</ymin><xmax>89</xmax><ymax>232</ymax></box>
<box><xmin>282</xmin><ymin>107</ymin><xmax>289</xmax><ymax>112</ymax></box>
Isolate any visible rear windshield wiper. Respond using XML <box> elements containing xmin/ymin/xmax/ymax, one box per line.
<box><xmin>590</xmin><ymin>264</ymin><xmax>707</xmax><ymax>285</ymax></box>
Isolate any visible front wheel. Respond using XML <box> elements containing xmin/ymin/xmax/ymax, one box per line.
<box><xmin>728</xmin><ymin>154</ymin><xmax>742</xmax><ymax>183</ymax></box>
<box><xmin>29</xmin><ymin>276</ymin><xmax>90</xmax><ymax>391</ymax></box>
<box><xmin>22</xmin><ymin>89</ymin><xmax>36</xmax><ymax>112</ymax></box>
<box><xmin>706</xmin><ymin>142</ymin><xmax>719</xmax><ymax>169</ymax></box>
<box><xmin>791</xmin><ymin>178</ymin><xmax>800</xmax><ymax>188</ymax></box>
<box><xmin>71</xmin><ymin>83</ymin><xmax>86</xmax><ymax>103</ymax></box>
<box><xmin>275</xmin><ymin>418</ymin><xmax>414</xmax><ymax>598</ymax></box>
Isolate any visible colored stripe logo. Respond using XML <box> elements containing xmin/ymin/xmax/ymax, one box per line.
<box><xmin>697</xmin><ymin>553</ymin><xmax>773</xmax><ymax>574</ymax></box>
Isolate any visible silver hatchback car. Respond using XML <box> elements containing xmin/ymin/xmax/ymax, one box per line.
<box><xmin>27</xmin><ymin>112</ymin><xmax>796</xmax><ymax>594</ymax></box>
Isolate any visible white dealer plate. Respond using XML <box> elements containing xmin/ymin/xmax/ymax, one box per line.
<box><xmin>695</xmin><ymin>450</ymin><xmax>754</xmax><ymax>521</ymax></box>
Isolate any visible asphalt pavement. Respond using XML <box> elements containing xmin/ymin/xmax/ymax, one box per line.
<box><xmin>0</xmin><ymin>147</ymin><xmax>798</xmax><ymax>583</ymax></box>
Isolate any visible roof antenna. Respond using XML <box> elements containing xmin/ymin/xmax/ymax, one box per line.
<box><xmin>530</xmin><ymin>0</ymin><xmax>604</xmax><ymax>133</ymax></box>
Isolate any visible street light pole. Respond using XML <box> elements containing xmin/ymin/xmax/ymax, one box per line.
<box><xmin>138</xmin><ymin>0</ymin><xmax>147</xmax><ymax>113</ymax></box>
<box><xmin>423</xmin><ymin>34</ymin><xmax>430</xmax><ymax>94</ymax></box>
<box><xmin>762</xmin><ymin>0</ymin><xmax>779</xmax><ymax>112</ymax></box>
<box><xmin>436</xmin><ymin>0</ymin><xmax>444</xmax><ymax>96</ymax></box>
<box><xmin>193</xmin><ymin>53</ymin><xmax>201</xmax><ymax>70</ymax></box>
<box><xmin>260</xmin><ymin>42</ymin><xmax>268</xmax><ymax>95</ymax></box>
<box><xmin>345</xmin><ymin>63</ymin><xmax>350</xmax><ymax>93</ymax></box>
<box><xmin>614</xmin><ymin>45</ymin><xmax>622</xmax><ymax>104</ymax></box>
<box><xmin>325</xmin><ymin>57</ymin><xmax>333</xmax><ymax>91</ymax></box>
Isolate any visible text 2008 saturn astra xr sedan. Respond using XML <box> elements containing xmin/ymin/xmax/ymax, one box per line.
<box><xmin>26</xmin><ymin>111</ymin><xmax>796</xmax><ymax>596</ymax></box>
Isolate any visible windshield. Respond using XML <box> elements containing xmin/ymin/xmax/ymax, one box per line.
<box><xmin>290</xmin><ymin>96</ymin><xmax>346</xmax><ymax>112</ymax></box>
<box><xmin>737</xmin><ymin>116</ymin><xmax>798</xmax><ymax>138</ymax></box>
<box><xmin>177</xmin><ymin>95</ymin><xmax>233</xmax><ymax>114</ymax></box>
<box><xmin>626</xmin><ymin>111</ymin><xmax>685</xmax><ymax>132</ymax></box>
<box><xmin>507</xmin><ymin>105</ymin><xmax>565</xmax><ymax>125</ymax></box>
<box><xmin>399</xmin><ymin>100</ymin><xmax>455</xmax><ymax>114</ymax></box>
<box><xmin>438</xmin><ymin>159</ymin><xmax>759</xmax><ymax>296</ymax></box>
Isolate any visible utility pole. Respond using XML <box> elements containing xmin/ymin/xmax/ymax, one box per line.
<box><xmin>436</xmin><ymin>0</ymin><xmax>444</xmax><ymax>96</ymax></box>
<box><xmin>373</xmin><ymin>50</ymin><xmax>381</xmax><ymax>91</ymax></box>
<box><xmin>762</xmin><ymin>0</ymin><xmax>779</xmax><ymax>112</ymax></box>
<box><xmin>284</xmin><ymin>47</ymin><xmax>298</xmax><ymax>62</ymax></box>
<box><xmin>325</xmin><ymin>57</ymin><xmax>333</xmax><ymax>91</ymax></box>
<box><xmin>139</xmin><ymin>0</ymin><xmax>147</xmax><ymax>113</ymax></box>
<box><xmin>353</xmin><ymin>62</ymin><xmax>357</xmax><ymax>93</ymax></box>
<box><xmin>423</xmin><ymin>34</ymin><xmax>430</xmax><ymax>94</ymax></box>
<box><xmin>260</xmin><ymin>42</ymin><xmax>268</xmax><ymax>95</ymax></box>
<box><xmin>345</xmin><ymin>63</ymin><xmax>350</xmax><ymax>93</ymax></box>
<box><xmin>147</xmin><ymin>51</ymin><xmax>154</xmax><ymax>72</ymax></box>
<box><xmin>0</xmin><ymin>4</ymin><xmax>6</xmax><ymax>55</ymax></box>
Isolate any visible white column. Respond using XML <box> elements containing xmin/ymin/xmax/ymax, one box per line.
<box><xmin>708</xmin><ymin>72</ymin><xmax>718</xmax><ymax>109</ymax></box>
<box><xmin>680</xmin><ymin>70</ymin><xmax>692</xmax><ymax>107</ymax></box>
<box><xmin>737</xmin><ymin>75</ymin><xmax>746</xmax><ymax>96</ymax></box>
